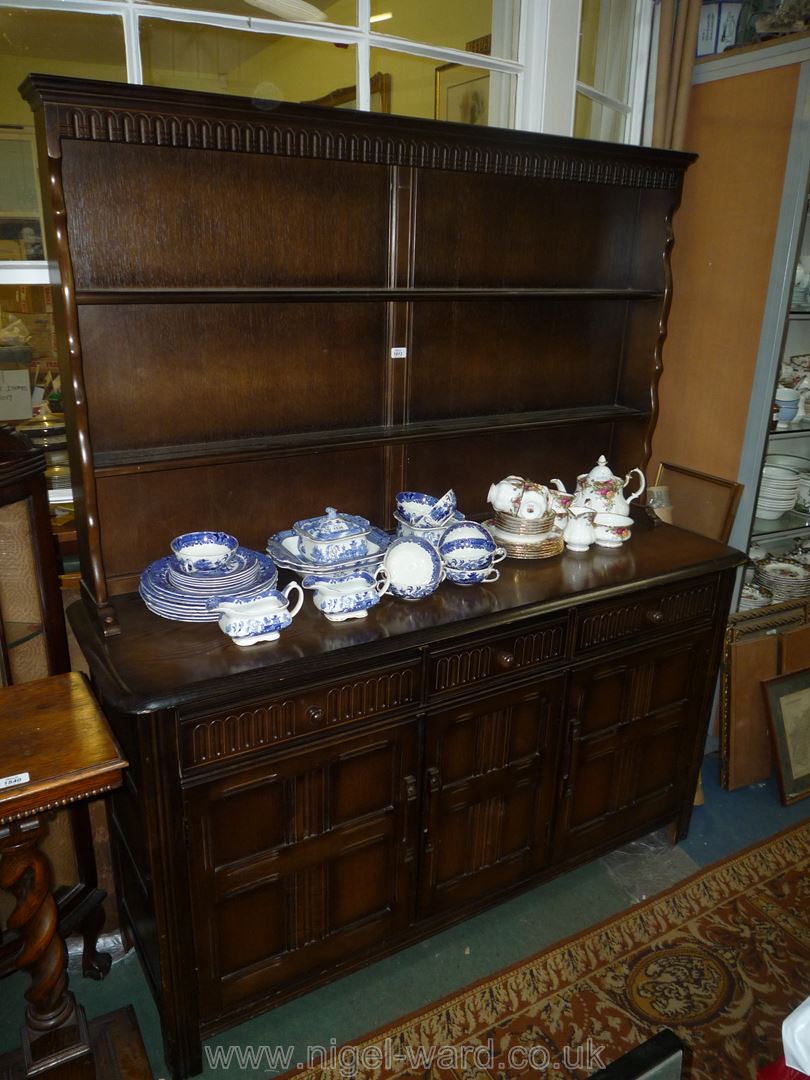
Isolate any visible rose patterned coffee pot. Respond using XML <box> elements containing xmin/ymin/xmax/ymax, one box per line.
<box><xmin>551</xmin><ymin>455</ymin><xmax>645</xmax><ymax>516</ymax></box>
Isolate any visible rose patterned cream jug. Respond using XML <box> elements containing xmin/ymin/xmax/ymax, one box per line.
<box><xmin>552</xmin><ymin>455</ymin><xmax>645</xmax><ymax>516</ymax></box>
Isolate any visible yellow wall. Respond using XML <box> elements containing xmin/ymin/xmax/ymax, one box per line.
<box><xmin>652</xmin><ymin>64</ymin><xmax>800</xmax><ymax>485</ymax></box>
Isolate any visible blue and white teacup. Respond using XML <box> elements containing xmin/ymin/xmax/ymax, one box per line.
<box><xmin>445</xmin><ymin>564</ymin><xmax>500</xmax><ymax>587</ymax></box>
<box><xmin>438</xmin><ymin>521</ymin><xmax>506</xmax><ymax>570</ymax></box>
<box><xmin>171</xmin><ymin>530</ymin><xmax>238</xmax><ymax>573</ymax></box>
<box><xmin>395</xmin><ymin>491</ymin><xmax>439</xmax><ymax>526</ymax></box>
<box><xmin>383</xmin><ymin>536</ymin><xmax>444</xmax><ymax>600</ymax></box>
<box><xmin>302</xmin><ymin>567</ymin><xmax>389</xmax><ymax>622</ymax></box>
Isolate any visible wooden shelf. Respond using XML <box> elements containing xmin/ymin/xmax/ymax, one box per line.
<box><xmin>93</xmin><ymin>404</ymin><xmax>648</xmax><ymax>475</ymax></box>
<box><xmin>75</xmin><ymin>287</ymin><xmax>664</xmax><ymax>306</ymax></box>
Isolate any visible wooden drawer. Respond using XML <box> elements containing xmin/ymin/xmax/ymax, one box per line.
<box><xmin>428</xmin><ymin>616</ymin><xmax>568</xmax><ymax>699</ymax></box>
<box><xmin>180</xmin><ymin>658</ymin><xmax>421</xmax><ymax>774</ymax></box>
<box><xmin>574</xmin><ymin>575</ymin><xmax>718</xmax><ymax>656</ymax></box>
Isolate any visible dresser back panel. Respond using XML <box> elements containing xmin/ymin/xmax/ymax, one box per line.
<box><xmin>61</xmin><ymin>141</ymin><xmax>391</xmax><ymax>290</ymax></box>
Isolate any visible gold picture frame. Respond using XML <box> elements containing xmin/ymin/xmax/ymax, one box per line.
<box><xmin>304</xmin><ymin>71</ymin><xmax>391</xmax><ymax>114</ymax></box>
<box><xmin>763</xmin><ymin>668</ymin><xmax>810</xmax><ymax>805</ymax></box>
<box><xmin>653</xmin><ymin>461</ymin><xmax>743</xmax><ymax>544</ymax></box>
<box><xmin>434</xmin><ymin>63</ymin><xmax>490</xmax><ymax>125</ymax></box>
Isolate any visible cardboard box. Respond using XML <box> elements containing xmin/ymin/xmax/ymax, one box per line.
<box><xmin>0</xmin><ymin>366</ymin><xmax>33</xmax><ymax>422</ymax></box>
<box><xmin>18</xmin><ymin>314</ymin><xmax>57</xmax><ymax>363</ymax></box>
<box><xmin>0</xmin><ymin>284</ymin><xmax>51</xmax><ymax>315</ymax></box>
<box><xmin>697</xmin><ymin>2</ymin><xmax>719</xmax><ymax>55</ymax></box>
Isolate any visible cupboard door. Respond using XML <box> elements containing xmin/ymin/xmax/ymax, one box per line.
<box><xmin>554</xmin><ymin>632</ymin><xmax>714</xmax><ymax>862</ymax></box>
<box><xmin>186</xmin><ymin>718</ymin><xmax>419</xmax><ymax>1022</ymax></box>
<box><xmin>419</xmin><ymin>677</ymin><xmax>564</xmax><ymax>916</ymax></box>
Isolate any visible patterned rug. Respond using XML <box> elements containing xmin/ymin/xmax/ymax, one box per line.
<box><xmin>295</xmin><ymin>820</ymin><xmax>810</xmax><ymax>1080</ymax></box>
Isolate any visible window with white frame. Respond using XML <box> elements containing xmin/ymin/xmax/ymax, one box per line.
<box><xmin>0</xmin><ymin>0</ymin><xmax>654</xmax><ymax>287</ymax></box>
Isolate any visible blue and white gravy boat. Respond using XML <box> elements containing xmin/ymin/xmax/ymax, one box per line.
<box><xmin>207</xmin><ymin>582</ymin><xmax>303</xmax><ymax>645</ymax></box>
<box><xmin>302</xmin><ymin>568</ymin><xmax>389</xmax><ymax>622</ymax></box>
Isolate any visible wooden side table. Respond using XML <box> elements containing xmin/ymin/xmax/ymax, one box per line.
<box><xmin>0</xmin><ymin>673</ymin><xmax>150</xmax><ymax>1079</ymax></box>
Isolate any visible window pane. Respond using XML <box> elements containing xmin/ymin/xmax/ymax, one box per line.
<box><xmin>577</xmin><ymin>0</ymin><xmax>634</xmax><ymax>104</ymax></box>
<box><xmin>371</xmin><ymin>48</ymin><xmax>515</xmax><ymax>127</ymax></box>
<box><xmin>141</xmin><ymin>21</ymin><xmax>356</xmax><ymax>103</ymax></box>
<box><xmin>142</xmin><ymin>0</ymin><xmax>357</xmax><ymax>26</ymax></box>
<box><xmin>370</xmin><ymin>0</ymin><xmax>520</xmax><ymax>61</ymax></box>
<box><xmin>574</xmin><ymin>93</ymin><xmax>626</xmax><ymax>143</ymax></box>
<box><xmin>0</xmin><ymin>9</ymin><xmax>126</xmax><ymax>261</ymax></box>
<box><xmin>0</xmin><ymin>9</ymin><xmax>127</xmax><ymax>127</ymax></box>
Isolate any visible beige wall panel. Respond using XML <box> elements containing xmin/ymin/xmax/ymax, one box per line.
<box><xmin>652</xmin><ymin>64</ymin><xmax>800</xmax><ymax>486</ymax></box>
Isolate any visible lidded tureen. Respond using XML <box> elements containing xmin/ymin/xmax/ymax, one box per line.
<box><xmin>293</xmin><ymin>507</ymin><xmax>371</xmax><ymax>564</ymax></box>
<box><xmin>552</xmin><ymin>455</ymin><xmax>645</xmax><ymax>517</ymax></box>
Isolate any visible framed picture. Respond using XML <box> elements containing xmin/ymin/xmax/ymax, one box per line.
<box><xmin>435</xmin><ymin>64</ymin><xmax>489</xmax><ymax>125</ymax></box>
<box><xmin>653</xmin><ymin>461</ymin><xmax>743</xmax><ymax>544</ymax></box>
<box><xmin>762</xmin><ymin>669</ymin><xmax>810</xmax><ymax>805</ymax></box>
<box><xmin>0</xmin><ymin>216</ymin><xmax>44</xmax><ymax>261</ymax></box>
<box><xmin>304</xmin><ymin>72</ymin><xmax>391</xmax><ymax>114</ymax></box>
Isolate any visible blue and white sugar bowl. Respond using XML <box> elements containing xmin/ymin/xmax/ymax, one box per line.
<box><xmin>293</xmin><ymin>507</ymin><xmax>371</xmax><ymax>564</ymax></box>
<box><xmin>302</xmin><ymin>567</ymin><xmax>389</xmax><ymax>622</ymax></box>
<box><xmin>207</xmin><ymin>581</ymin><xmax>303</xmax><ymax>645</ymax></box>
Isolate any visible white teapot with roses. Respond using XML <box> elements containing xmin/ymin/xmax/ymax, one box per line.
<box><xmin>550</xmin><ymin>455</ymin><xmax>645</xmax><ymax>517</ymax></box>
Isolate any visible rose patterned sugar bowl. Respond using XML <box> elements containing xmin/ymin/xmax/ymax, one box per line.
<box><xmin>293</xmin><ymin>507</ymin><xmax>371</xmax><ymax>564</ymax></box>
<box><xmin>206</xmin><ymin>581</ymin><xmax>304</xmax><ymax>645</ymax></box>
<box><xmin>593</xmin><ymin>512</ymin><xmax>633</xmax><ymax>548</ymax></box>
<box><xmin>302</xmin><ymin>567</ymin><xmax>390</xmax><ymax>622</ymax></box>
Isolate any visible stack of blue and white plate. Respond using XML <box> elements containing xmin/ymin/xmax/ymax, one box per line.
<box><xmin>140</xmin><ymin>531</ymin><xmax>278</xmax><ymax>622</ymax></box>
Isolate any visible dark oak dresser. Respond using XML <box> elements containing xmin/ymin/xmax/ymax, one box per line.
<box><xmin>20</xmin><ymin>75</ymin><xmax>744</xmax><ymax>1078</ymax></box>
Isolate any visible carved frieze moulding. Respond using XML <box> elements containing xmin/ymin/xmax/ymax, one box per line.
<box><xmin>52</xmin><ymin>104</ymin><xmax>683</xmax><ymax>190</ymax></box>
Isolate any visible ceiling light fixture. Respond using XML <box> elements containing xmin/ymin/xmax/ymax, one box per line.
<box><xmin>242</xmin><ymin>0</ymin><xmax>327</xmax><ymax>22</ymax></box>
<box><xmin>369</xmin><ymin>12</ymin><xmax>393</xmax><ymax>23</ymax></box>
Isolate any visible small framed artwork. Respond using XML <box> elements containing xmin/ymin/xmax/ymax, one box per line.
<box><xmin>762</xmin><ymin>669</ymin><xmax>810</xmax><ymax>805</ymax></box>
<box><xmin>653</xmin><ymin>461</ymin><xmax>743</xmax><ymax>544</ymax></box>
<box><xmin>435</xmin><ymin>64</ymin><xmax>489</xmax><ymax>125</ymax></box>
<box><xmin>304</xmin><ymin>72</ymin><xmax>391</xmax><ymax>114</ymax></box>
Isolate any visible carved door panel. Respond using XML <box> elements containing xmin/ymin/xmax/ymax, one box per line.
<box><xmin>418</xmin><ymin>676</ymin><xmax>564</xmax><ymax>916</ymax></box>
<box><xmin>185</xmin><ymin>717</ymin><xmax>419</xmax><ymax>1022</ymax></box>
<box><xmin>554</xmin><ymin>631</ymin><xmax>714</xmax><ymax>862</ymax></box>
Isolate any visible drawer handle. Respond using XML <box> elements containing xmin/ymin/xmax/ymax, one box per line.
<box><xmin>646</xmin><ymin>608</ymin><xmax>665</xmax><ymax>625</ymax></box>
<box><xmin>495</xmin><ymin>649</ymin><xmax>516</xmax><ymax>670</ymax></box>
<box><xmin>404</xmin><ymin>774</ymin><xmax>417</xmax><ymax>801</ymax></box>
<box><xmin>307</xmin><ymin>705</ymin><xmax>325</xmax><ymax>724</ymax></box>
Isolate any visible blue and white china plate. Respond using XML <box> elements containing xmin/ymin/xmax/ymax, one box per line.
<box><xmin>266</xmin><ymin>527</ymin><xmax>391</xmax><ymax>575</ymax></box>
<box><xmin>140</xmin><ymin>551</ymin><xmax>278</xmax><ymax>622</ymax></box>
<box><xmin>167</xmin><ymin>547</ymin><xmax>260</xmax><ymax>594</ymax></box>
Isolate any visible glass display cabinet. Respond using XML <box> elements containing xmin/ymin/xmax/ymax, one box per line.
<box><xmin>0</xmin><ymin>427</ymin><xmax>68</xmax><ymax>683</ymax></box>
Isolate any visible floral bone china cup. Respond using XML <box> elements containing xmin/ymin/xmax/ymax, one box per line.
<box><xmin>487</xmin><ymin>476</ymin><xmax>549</xmax><ymax>520</ymax></box>
<box><xmin>552</xmin><ymin>455</ymin><xmax>645</xmax><ymax>516</ymax></box>
<box><xmin>302</xmin><ymin>568</ymin><xmax>389</xmax><ymax>622</ymax></box>
<box><xmin>207</xmin><ymin>582</ymin><xmax>304</xmax><ymax>645</ymax></box>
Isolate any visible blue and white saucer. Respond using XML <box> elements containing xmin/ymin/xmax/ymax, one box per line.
<box><xmin>167</xmin><ymin>547</ymin><xmax>261</xmax><ymax>594</ymax></box>
<box><xmin>140</xmin><ymin>550</ymin><xmax>278</xmax><ymax>622</ymax></box>
<box><xmin>266</xmin><ymin>527</ymin><xmax>391</xmax><ymax>576</ymax></box>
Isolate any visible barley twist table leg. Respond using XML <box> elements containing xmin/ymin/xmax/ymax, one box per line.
<box><xmin>0</xmin><ymin>818</ymin><xmax>93</xmax><ymax>1077</ymax></box>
